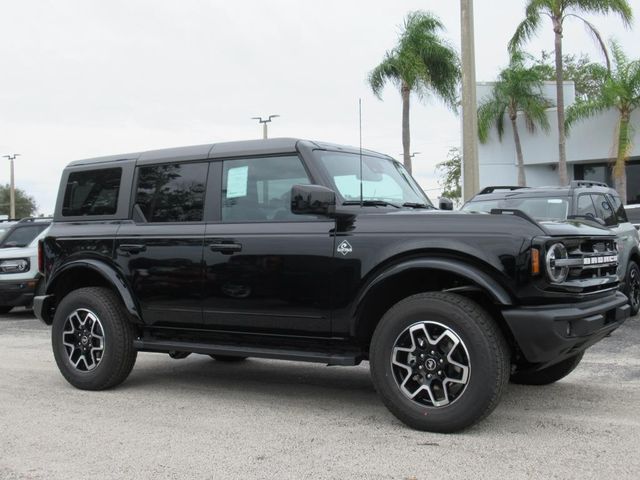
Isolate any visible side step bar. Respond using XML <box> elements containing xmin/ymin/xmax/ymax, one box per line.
<box><xmin>133</xmin><ymin>338</ymin><xmax>363</xmax><ymax>366</ymax></box>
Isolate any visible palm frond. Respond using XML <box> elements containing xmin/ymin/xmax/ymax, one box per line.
<box><xmin>565</xmin><ymin>97</ymin><xmax>611</xmax><ymax>132</ymax></box>
<box><xmin>564</xmin><ymin>14</ymin><xmax>611</xmax><ymax>70</ymax></box>
<box><xmin>368</xmin><ymin>53</ymin><xmax>401</xmax><ymax>99</ymax></box>
<box><xmin>566</xmin><ymin>0</ymin><xmax>633</xmax><ymax>27</ymax></box>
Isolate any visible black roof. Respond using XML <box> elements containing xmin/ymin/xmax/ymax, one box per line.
<box><xmin>67</xmin><ymin>138</ymin><xmax>392</xmax><ymax>167</ymax></box>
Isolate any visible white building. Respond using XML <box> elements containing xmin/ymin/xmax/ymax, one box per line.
<box><xmin>476</xmin><ymin>81</ymin><xmax>640</xmax><ymax>204</ymax></box>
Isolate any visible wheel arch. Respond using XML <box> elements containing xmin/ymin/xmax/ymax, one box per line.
<box><xmin>42</xmin><ymin>259</ymin><xmax>141</xmax><ymax>325</ymax></box>
<box><xmin>351</xmin><ymin>256</ymin><xmax>517</xmax><ymax>354</ymax></box>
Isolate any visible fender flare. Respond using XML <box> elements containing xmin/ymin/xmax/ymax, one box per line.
<box><xmin>46</xmin><ymin>259</ymin><xmax>142</xmax><ymax>322</ymax></box>
<box><xmin>352</xmin><ymin>257</ymin><xmax>514</xmax><ymax>329</ymax></box>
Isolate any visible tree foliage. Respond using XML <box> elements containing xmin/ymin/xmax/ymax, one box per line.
<box><xmin>368</xmin><ymin>10</ymin><xmax>460</xmax><ymax>173</ymax></box>
<box><xmin>566</xmin><ymin>41</ymin><xmax>640</xmax><ymax>202</ymax></box>
<box><xmin>532</xmin><ymin>51</ymin><xmax>609</xmax><ymax>102</ymax></box>
<box><xmin>436</xmin><ymin>148</ymin><xmax>461</xmax><ymax>204</ymax></box>
<box><xmin>0</xmin><ymin>185</ymin><xmax>38</xmax><ymax>219</ymax></box>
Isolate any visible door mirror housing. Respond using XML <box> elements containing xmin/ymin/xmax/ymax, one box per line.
<box><xmin>291</xmin><ymin>185</ymin><xmax>336</xmax><ymax>217</ymax></box>
<box><xmin>438</xmin><ymin>197</ymin><xmax>454</xmax><ymax>211</ymax></box>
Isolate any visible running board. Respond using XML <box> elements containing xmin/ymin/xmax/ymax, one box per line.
<box><xmin>133</xmin><ymin>338</ymin><xmax>363</xmax><ymax>366</ymax></box>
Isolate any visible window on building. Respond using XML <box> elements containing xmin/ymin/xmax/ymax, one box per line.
<box><xmin>135</xmin><ymin>162</ymin><xmax>208</xmax><ymax>222</ymax></box>
<box><xmin>62</xmin><ymin>168</ymin><xmax>122</xmax><ymax>216</ymax></box>
<box><xmin>626</xmin><ymin>161</ymin><xmax>640</xmax><ymax>205</ymax></box>
<box><xmin>222</xmin><ymin>156</ymin><xmax>313</xmax><ymax>222</ymax></box>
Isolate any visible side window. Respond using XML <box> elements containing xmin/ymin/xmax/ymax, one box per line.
<box><xmin>576</xmin><ymin>194</ymin><xmax>597</xmax><ymax>218</ymax></box>
<box><xmin>62</xmin><ymin>168</ymin><xmax>122</xmax><ymax>216</ymax></box>
<box><xmin>607</xmin><ymin>194</ymin><xmax>628</xmax><ymax>223</ymax></box>
<box><xmin>222</xmin><ymin>156</ymin><xmax>312</xmax><ymax>222</ymax></box>
<box><xmin>591</xmin><ymin>194</ymin><xmax>617</xmax><ymax>226</ymax></box>
<box><xmin>135</xmin><ymin>162</ymin><xmax>208</xmax><ymax>222</ymax></box>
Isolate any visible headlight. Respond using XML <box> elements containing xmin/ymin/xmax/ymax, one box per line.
<box><xmin>545</xmin><ymin>243</ymin><xmax>569</xmax><ymax>283</ymax></box>
<box><xmin>0</xmin><ymin>258</ymin><xmax>30</xmax><ymax>273</ymax></box>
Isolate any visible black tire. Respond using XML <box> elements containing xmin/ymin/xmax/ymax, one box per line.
<box><xmin>209</xmin><ymin>354</ymin><xmax>248</xmax><ymax>362</ymax></box>
<box><xmin>510</xmin><ymin>352</ymin><xmax>584</xmax><ymax>385</ymax></box>
<box><xmin>624</xmin><ymin>261</ymin><xmax>640</xmax><ymax>316</ymax></box>
<box><xmin>0</xmin><ymin>306</ymin><xmax>13</xmax><ymax>314</ymax></box>
<box><xmin>370</xmin><ymin>292</ymin><xmax>510</xmax><ymax>433</ymax></box>
<box><xmin>51</xmin><ymin>287</ymin><xmax>137</xmax><ymax>390</ymax></box>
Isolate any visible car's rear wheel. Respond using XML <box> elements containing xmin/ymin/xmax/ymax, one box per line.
<box><xmin>625</xmin><ymin>261</ymin><xmax>640</xmax><ymax>316</ymax></box>
<box><xmin>52</xmin><ymin>287</ymin><xmax>137</xmax><ymax>390</ymax></box>
<box><xmin>0</xmin><ymin>306</ymin><xmax>13</xmax><ymax>314</ymax></box>
<box><xmin>370</xmin><ymin>292</ymin><xmax>510</xmax><ymax>433</ymax></box>
<box><xmin>510</xmin><ymin>352</ymin><xmax>584</xmax><ymax>385</ymax></box>
<box><xmin>209</xmin><ymin>354</ymin><xmax>248</xmax><ymax>362</ymax></box>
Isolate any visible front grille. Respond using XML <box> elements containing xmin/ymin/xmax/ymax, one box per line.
<box><xmin>565</xmin><ymin>238</ymin><xmax>618</xmax><ymax>280</ymax></box>
<box><xmin>551</xmin><ymin>237</ymin><xmax>619</xmax><ymax>294</ymax></box>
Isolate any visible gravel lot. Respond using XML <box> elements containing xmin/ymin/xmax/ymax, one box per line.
<box><xmin>1</xmin><ymin>309</ymin><xmax>639</xmax><ymax>480</ymax></box>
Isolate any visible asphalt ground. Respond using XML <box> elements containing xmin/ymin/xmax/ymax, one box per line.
<box><xmin>1</xmin><ymin>308</ymin><xmax>639</xmax><ymax>480</ymax></box>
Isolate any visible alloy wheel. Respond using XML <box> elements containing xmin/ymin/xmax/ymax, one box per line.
<box><xmin>61</xmin><ymin>309</ymin><xmax>105</xmax><ymax>371</ymax></box>
<box><xmin>391</xmin><ymin>321</ymin><xmax>470</xmax><ymax>407</ymax></box>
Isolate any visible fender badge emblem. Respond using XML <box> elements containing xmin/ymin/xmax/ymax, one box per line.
<box><xmin>337</xmin><ymin>240</ymin><xmax>353</xmax><ymax>256</ymax></box>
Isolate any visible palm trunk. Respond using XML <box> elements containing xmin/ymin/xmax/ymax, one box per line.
<box><xmin>553</xmin><ymin>16</ymin><xmax>568</xmax><ymax>185</ymax></box>
<box><xmin>511</xmin><ymin>114</ymin><xmax>527</xmax><ymax>187</ymax></box>
<box><xmin>401</xmin><ymin>81</ymin><xmax>411</xmax><ymax>173</ymax></box>
<box><xmin>614</xmin><ymin>111</ymin><xmax>631</xmax><ymax>203</ymax></box>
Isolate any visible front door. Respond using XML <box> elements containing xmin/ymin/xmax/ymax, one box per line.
<box><xmin>115</xmin><ymin>161</ymin><xmax>209</xmax><ymax>327</ymax></box>
<box><xmin>203</xmin><ymin>155</ymin><xmax>334</xmax><ymax>336</ymax></box>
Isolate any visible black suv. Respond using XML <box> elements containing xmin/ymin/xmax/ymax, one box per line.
<box><xmin>35</xmin><ymin>139</ymin><xmax>629</xmax><ymax>433</ymax></box>
<box><xmin>462</xmin><ymin>181</ymin><xmax>640</xmax><ymax>315</ymax></box>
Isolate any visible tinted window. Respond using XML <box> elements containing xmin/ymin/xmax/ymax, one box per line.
<box><xmin>462</xmin><ymin>197</ymin><xmax>569</xmax><ymax>221</ymax></box>
<box><xmin>62</xmin><ymin>168</ymin><xmax>122</xmax><ymax>216</ymax></box>
<box><xmin>0</xmin><ymin>224</ymin><xmax>48</xmax><ymax>248</ymax></box>
<box><xmin>576</xmin><ymin>194</ymin><xmax>597</xmax><ymax>218</ymax></box>
<box><xmin>607</xmin><ymin>194</ymin><xmax>628</xmax><ymax>223</ymax></box>
<box><xmin>591</xmin><ymin>194</ymin><xmax>616</xmax><ymax>226</ymax></box>
<box><xmin>135</xmin><ymin>162</ymin><xmax>208</xmax><ymax>222</ymax></box>
<box><xmin>222</xmin><ymin>156</ymin><xmax>312</xmax><ymax>222</ymax></box>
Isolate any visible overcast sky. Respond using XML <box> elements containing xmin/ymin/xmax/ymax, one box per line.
<box><xmin>1</xmin><ymin>0</ymin><xmax>639</xmax><ymax>214</ymax></box>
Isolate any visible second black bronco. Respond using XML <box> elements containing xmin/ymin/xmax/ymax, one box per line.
<box><xmin>35</xmin><ymin>138</ymin><xmax>629</xmax><ymax>432</ymax></box>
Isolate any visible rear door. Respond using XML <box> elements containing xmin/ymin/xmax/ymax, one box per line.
<box><xmin>202</xmin><ymin>155</ymin><xmax>334</xmax><ymax>336</ymax></box>
<box><xmin>115</xmin><ymin>161</ymin><xmax>208</xmax><ymax>328</ymax></box>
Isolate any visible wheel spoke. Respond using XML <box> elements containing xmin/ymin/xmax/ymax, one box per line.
<box><xmin>62</xmin><ymin>308</ymin><xmax>105</xmax><ymax>372</ymax></box>
<box><xmin>391</xmin><ymin>320</ymin><xmax>470</xmax><ymax>409</ymax></box>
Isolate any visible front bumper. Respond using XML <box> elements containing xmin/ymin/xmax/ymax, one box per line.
<box><xmin>0</xmin><ymin>279</ymin><xmax>39</xmax><ymax>307</ymax></box>
<box><xmin>502</xmin><ymin>291</ymin><xmax>630</xmax><ymax>367</ymax></box>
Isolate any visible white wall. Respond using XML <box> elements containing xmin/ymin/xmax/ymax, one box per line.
<box><xmin>476</xmin><ymin>81</ymin><xmax>640</xmax><ymax>188</ymax></box>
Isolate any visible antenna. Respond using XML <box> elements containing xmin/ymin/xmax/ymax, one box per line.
<box><xmin>359</xmin><ymin>98</ymin><xmax>363</xmax><ymax>207</ymax></box>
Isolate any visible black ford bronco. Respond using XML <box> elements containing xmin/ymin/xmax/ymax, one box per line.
<box><xmin>35</xmin><ymin>138</ymin><xmax>629</xmax><ymax>432</ymax></box>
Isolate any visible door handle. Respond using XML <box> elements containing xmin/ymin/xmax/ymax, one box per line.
<box><xmin>209</xmin><ymin>242</ymin><xmax>242</xmax><ymax>254</ymax></box>
<box><xmin>118</xmin><ymin>244</ymin><xmax>147</xmax><ymax>254</ymax></box>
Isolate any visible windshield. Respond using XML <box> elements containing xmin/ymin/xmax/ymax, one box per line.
<box><xmin>462</xmin><ymin>196</ymin><xmax>570</xmax><ymax>221</ymax></box>
<box><xmin>316</xmin><ymin>152</ymin><xmax>431</xmax><ymax>206</ymax></box>
<box><xmin>0</xmin><ymin>224</ymin><xmax>49</xmax><ymax>248</ymax></box>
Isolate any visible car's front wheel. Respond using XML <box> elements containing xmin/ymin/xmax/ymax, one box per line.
<box><xmin>51</xmin><ymin>287</ymin><xmax>137</xmax><ymax>390</ymax></box>
<box><xmin>370</xmin><ymin>292</ymin><xmax>510</xmax><ymax>433</ymax></box>
<box><xmin>625</xmin><ymin>261</ymin><xmax>640</xmax><ymax>316</ymax></box>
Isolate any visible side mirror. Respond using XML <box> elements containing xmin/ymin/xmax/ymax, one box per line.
<box><xmin>438</xmin><ymin>197</ymin><xmax>454</xmax><ymax>211</ymax></box>
<box><xmin>291</xmin><ymin>184</ymin><xmax>336</xmax><ymax>216</ymax></box>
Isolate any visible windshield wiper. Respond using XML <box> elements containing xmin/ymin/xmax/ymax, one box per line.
<box><xmin>343</xmin><ymin>200</ymin><xmax>401</xmax><ymax>208</ymax></box>
<box><xmin>402</xmin><ymin>202</ymin><xmax>435</xmax><ymax>209</ymax></box>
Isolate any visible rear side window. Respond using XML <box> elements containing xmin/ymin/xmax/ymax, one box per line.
<box><xmin>591</xmin><ymin>194</ymin><xmax>617</xmax><ymax>226</ymax></box>
<box><xmin>62</xmin><ymin>168</ymin><xmax>122</xmax><ymax>216</ymax></box>
<box><xmin>135</xmin><ymin>162</ymin><xmax>208</xmax><ymax>222</ymax></box>
<box><xmin>607</xmin><ymin>194</ymin><xmax>628</xmax><ymax>223</ymax></box>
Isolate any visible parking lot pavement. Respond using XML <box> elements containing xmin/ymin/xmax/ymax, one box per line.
<box><xmin>1</xmin><ymin>311</ymin><xmax>639</xmax><ymax>480</ymax></box>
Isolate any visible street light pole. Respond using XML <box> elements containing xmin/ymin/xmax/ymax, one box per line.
<box><xmin>3</xmin><ymin>154</ymin><xmax>19</xmax><ymax>219</ymax></box>
<box><xmin>460</xmin><ymin>0</ymin><xmax>480</xmax><ymax>201</ymax></box>
<box><xmin>251</xmin><ymin>115</ymin><xmax>280</xmax><ymax>139</ymax></box>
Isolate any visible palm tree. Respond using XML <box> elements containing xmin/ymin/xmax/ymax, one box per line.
<box><xmin>566</xmin><ymin>41</ymin><xmax>640</xmax><ymax>203</ymax></box>
<box><xmin>509</xmin><ymin>0</ymin><xmax>633</xmax><ymax>185</ymax></box>
<box><xmin>368</xmin><ymin>11</ymin><xmax>459</xmax><ymax>174</ymax></box>
<box><xmin>478</xmin><ymin>53</ymin><xmax>553</xmax><ymax>186</ymax></box>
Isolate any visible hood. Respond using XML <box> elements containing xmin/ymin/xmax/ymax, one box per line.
<box><xmin>536</xmin><ymin>219</ymin><xmax>613</xmax><ymax>237</ymax></box>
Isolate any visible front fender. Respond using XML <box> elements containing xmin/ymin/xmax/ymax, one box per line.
<box><xmin>352</xmin><ymin>257</ymin><xmax>514</xmax><ymax>318</ymax></box>
<box><xmin>46</xmin><ymin>258</ymin><xmax>141</xmax><ymax>321</ymax></box>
